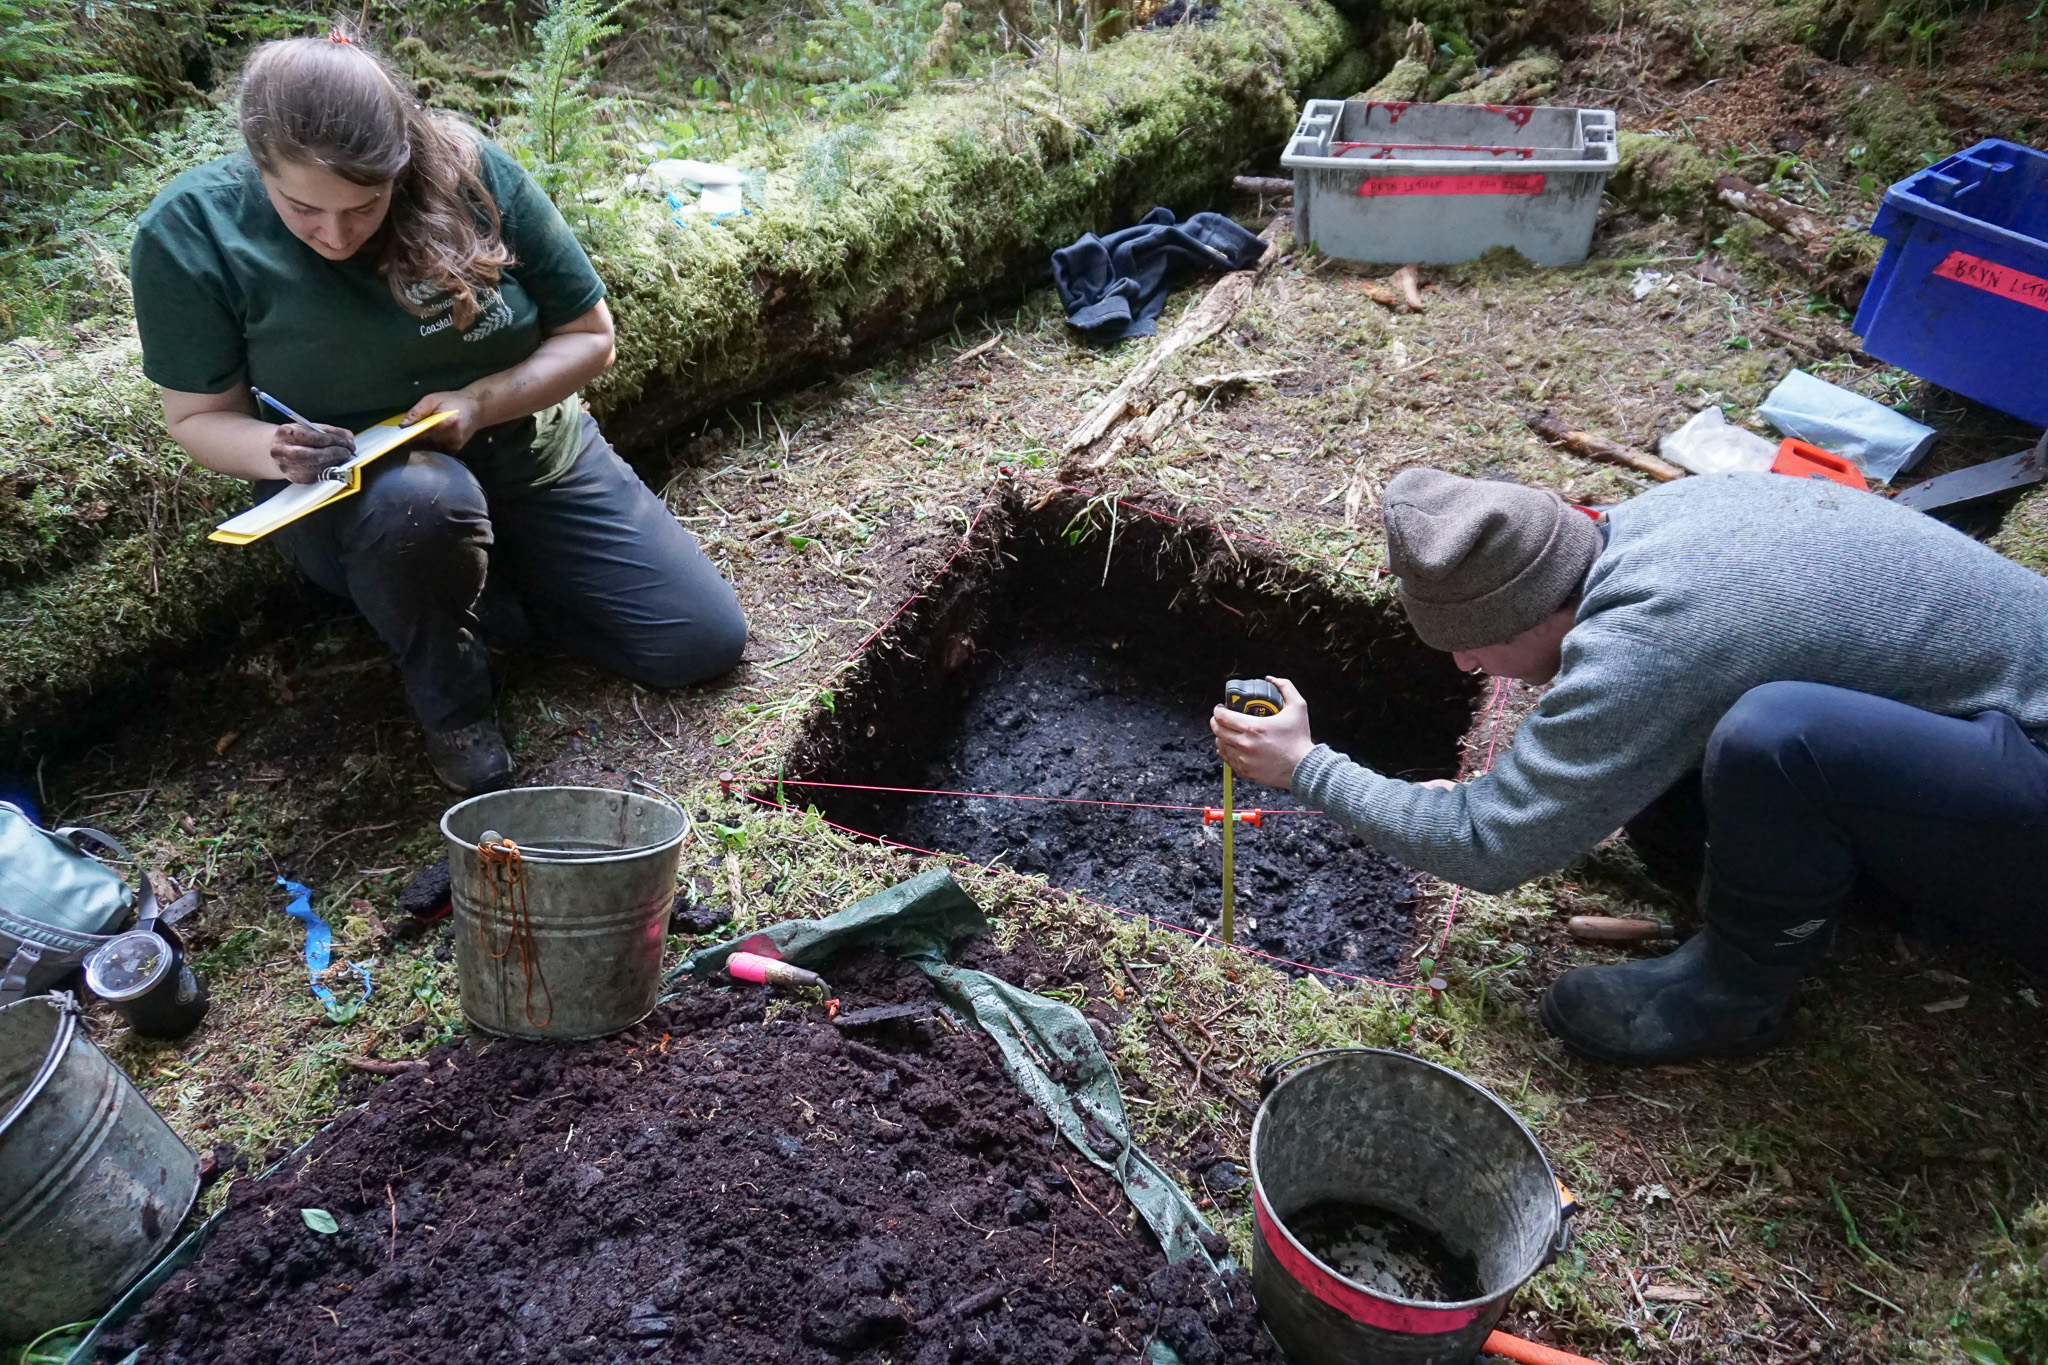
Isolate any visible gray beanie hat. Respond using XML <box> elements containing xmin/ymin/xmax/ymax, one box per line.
<box><xmin>1382</xmin><ymin>469</ymin><xmax>1601</xmax><ymax>651</ymax></box>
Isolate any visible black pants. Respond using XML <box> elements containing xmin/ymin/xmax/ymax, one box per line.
<box><xmin>1626</xmin><ymin>681</ymin><xmax>2048</xmax><ymax>969</ymax></box>
<box><xmin>269</xmin><ymin>415</ymin><xmax>746</xmax><ymax>731</ymax></box>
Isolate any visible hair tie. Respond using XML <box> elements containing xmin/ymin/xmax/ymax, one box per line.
<box><xmin>326</xmin><ymin>28</ymin><xmax>354</xmax><ymax>44</ymax></box>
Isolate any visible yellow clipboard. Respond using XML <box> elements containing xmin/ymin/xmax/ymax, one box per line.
<box><xmin>208</xmin><ymin>410</ymin><xmax>453</xmax><ymax>545</ymax></box>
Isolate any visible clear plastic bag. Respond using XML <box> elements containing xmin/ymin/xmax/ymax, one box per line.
<box><xmin>1658</xmin><ymin>406</ymin><xmax>1780</xmax><ymax>475</ymax></box>
<box><xmin>1758</xmin><ymin>369</ymin><xmax>1937</xmax><ymax>485</ymax></box>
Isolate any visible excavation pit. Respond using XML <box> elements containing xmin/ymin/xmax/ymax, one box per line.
<box><xmin>785</xmin><ymin>489</ymin><xmax>1479</xmax><ymax>979</ymax></box>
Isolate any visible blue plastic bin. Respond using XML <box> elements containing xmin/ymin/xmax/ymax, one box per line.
<box><xmin>1852</xmin><ymin>138</ymin><xmax>2048</xmax><ymax>430</ymax></box>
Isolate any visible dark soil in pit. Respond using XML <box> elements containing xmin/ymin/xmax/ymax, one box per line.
<box><xmin>103</xmin><ymin>947</ymin><xmax>1276</xmax><ymax>1365</ymax></box>
<box><xmin>789</xmin><ymin>494</ymin><xmax>1477</xmax><ymax>978</ymax></box>
<box><xmin>1284</xmin><ymin>1199</ymin><xmax>1483</xmax><ymax>1304</ymax></box>
<box><xmin>864</xmin><ymin>632</ymin><xmax>1423</xmax><ymax>977</ymax></box>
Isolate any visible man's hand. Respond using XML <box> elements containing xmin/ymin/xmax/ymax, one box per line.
<box><xmin>1210</xmin><ymin>676</ymin><xmax>1314</xmax><ymax>789</ymax></box>
<box><xmin>405</xmin><ymin>389</ymin><xmax>486</xmax><ymax>451</ymax></box>
<box><xmin>271</xmin><ymin>422</ymin><xmax>355</xmax><ymax>484</ymax></box>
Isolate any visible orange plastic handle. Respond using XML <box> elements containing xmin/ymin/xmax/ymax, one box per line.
<box><xmin>1483</xmin><ymin>1331</ymin><xmax>1608</xmax><ymax>1365</ymax></box>
<box><xmin>1771</xmin><ymin>438</ymin><xmax>1867</xmax><ymax>491</ymax></box>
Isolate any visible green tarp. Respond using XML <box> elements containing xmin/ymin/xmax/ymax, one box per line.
<box><xmin>679</xmin><ymin>866</ymin><xmax>1225</xmax><ymax>1271</ymax></box>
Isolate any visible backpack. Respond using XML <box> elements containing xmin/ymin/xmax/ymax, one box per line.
<box><xmin>0</xmin><ymin>800</ymin><xmax>144</xmax><ymax>1005</ymax></box>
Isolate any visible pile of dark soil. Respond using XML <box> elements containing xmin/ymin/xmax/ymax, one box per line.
<box><xmin>831</xmin><ymin>636</ymin><xmax>1422</xmax><ymax>978</ymax></box>
<box><xmin>103</xmin><ymin>949</ymin><xmax>1275</xmax><ymax>1365</ymax></box>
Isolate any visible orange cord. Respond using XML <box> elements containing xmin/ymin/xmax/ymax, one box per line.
<box><xmin>476</xmin><ymin>836</ymin><xmax>553</xmax><ymax>1028</ymax></box>
<box><xmin>1483</xmin><ymin>1330</ymin><xmax>1608</xmax><ymax>1365</ymax></box>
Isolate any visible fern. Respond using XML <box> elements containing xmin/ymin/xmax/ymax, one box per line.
<box><xmin>0</xmin><ymin>0</ymin><xmax>143</xmax><ymax>185</ymax></box>
<box><xmin>798</xmin><ymin>124</ymin><xmax>880</xmax><ymax>205</ymax></box>
<box><xmin>514</xmin><ymin>0</ymin><xmax>625</xmax><ymax>208</ymax></box>
<box><xmin>800</xmin><ymin>0</ymin><xmax>954</xmax><ymax>115</ymax></box>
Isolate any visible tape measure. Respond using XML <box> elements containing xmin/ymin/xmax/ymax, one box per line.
<box><xmin>1225</xmin><ymin>678</ymin><xmax>1283</xmax><ymax>717</ymax></box>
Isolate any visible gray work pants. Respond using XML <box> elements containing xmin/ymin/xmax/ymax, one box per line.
<box><xmin>267</xmin><ymin>414</ymin><xmax>746</xmax><ymax>731</ymax></box>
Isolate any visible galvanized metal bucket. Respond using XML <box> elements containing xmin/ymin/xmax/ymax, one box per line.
<box><xmin>1249</xmin><ymin>1048</ymin><xmax>1573</xmax><ymax>1365</ymax></box>
<box><xmin>0</xmin><ymin>993</ymin><xmax>200</xmax><ymax>1345</ymax></box>
<box><xmin>442</xmin><ymin>786</ymin><xmax>687</xmax><ymax>1041</ymax></box>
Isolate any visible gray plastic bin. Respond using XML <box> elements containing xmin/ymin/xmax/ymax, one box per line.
<box><xmin>1281</xmin><ymin>99</ymin><xmax>1618</xmax><ymax>267</ymax></box>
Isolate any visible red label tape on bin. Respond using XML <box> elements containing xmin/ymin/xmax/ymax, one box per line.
<box><xmin>1932</xmin><ymin>251</ymin><xmax>2048</xmax><ymax>314</ymax></box>
<box><xmin>1356</xmin><ymin>173</ymin><xmax>1545</xmax><ymax>197</ymax></box>
<box><xmin>1254</xmin><ymin>1187</ymin><xmax>1481</xmax><ymax>1334</ymax></box>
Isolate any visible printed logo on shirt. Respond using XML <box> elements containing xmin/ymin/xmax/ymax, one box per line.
<box><xmin>1778</xmin><ymin>918</ymin><xmax>1829</xmax><ymax>941</ymax></box>
<box><xmin>406</xmin><ymin>282</ymin><xmax>514</xmax><ymax>342</ymax></box>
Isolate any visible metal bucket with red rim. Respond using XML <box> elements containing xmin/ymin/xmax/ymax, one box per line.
<box><xmin>1250</xmin><ymin>1049</ymin><xmax>1575</xmax><ymax>1364</ymax></box>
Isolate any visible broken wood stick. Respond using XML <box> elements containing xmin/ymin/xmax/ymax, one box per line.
<box><xmin>1522</xmin><ymin>410</ymin><xmax>1686</xmax><ymax>483</ymax></box>
<box><xmin>1062</xmin><ymin>214</ymin><xmax>1290</xmax><ymax>462</ymax></box>
<box><xmin>952</xmin><ymin>333</ymin><xmax>1002</xmax><ymax>364</ymax></box>
<box><xmin>1118</xmin><ymin>960</ymin><xmax>1259</xmax><ymax>1117</ymax></box>
<box><xmin>1391</xmin><ymin>263</ymin><xmax>1426</xmax><ymax>311</ymax></box>
<box><xmin>1713</xmin><ymin>173</ymin><xmax>1875</xmax><ymax>307</ymax></box>
<box><xmin>1185</xmin><ymin>366</ymin><xmax>1297</xmax><ymax>389</ymax></box>
<box><xmin>1712</xmin><ymin>175</ymin><xmax>1833</xmax><ymax>251</ymax></box>
<box><xmin>1755</xmin><ymin>321</ymin><xmax>1868</xmax><ymax>363</ymax></box>
<box><xmin>1231</xmin><ymin>175</ymin><xmax>1294</xmax><ymax>197</ymax></box>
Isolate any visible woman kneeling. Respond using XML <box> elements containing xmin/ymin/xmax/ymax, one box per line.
<box><xmin>130</xmin><ymin>33</ymin><xmax>746</xmax><ymax>793</ymax></box>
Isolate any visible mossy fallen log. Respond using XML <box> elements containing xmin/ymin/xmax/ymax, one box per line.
<box><xmin>0</xmin><ymin>0</ymin><xmax>1346</xmax><ymax>738</ymax></box>
<box><xmin>589</xmin><ymin>0</ymin><xmax>1348</xmax><ymax>444</ymax></box>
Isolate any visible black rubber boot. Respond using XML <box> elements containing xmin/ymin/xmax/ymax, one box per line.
<box><xmin>423</xmin><ymin>719</ymin><xmax>514</xmax><ymax>795</ymax></box>
<box><xmin>1538</xmin><ymin>929</ymin><xmax>1805</xmax><ymax>1066</ymax></box>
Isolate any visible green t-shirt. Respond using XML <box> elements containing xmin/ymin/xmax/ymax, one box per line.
<box><xmin>128</xmin><ymin>136</ymin><xmax>605</xmax><ymax>488</ymax></box>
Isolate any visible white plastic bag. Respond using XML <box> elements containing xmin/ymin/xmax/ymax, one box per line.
<box><xmin>646</xmin><ymin>158</ymin><xmax>753</xmax><ymax>217</ymax></box>
<box><xmin>1658</xmin><ymin>407</ymin><xmax>1779</xmax><ymax>475</ymax></box>
<box><xmin>1758</xmin><ymin>369</ymin><xmax>1936</xmax><ymax>485</ymax></box>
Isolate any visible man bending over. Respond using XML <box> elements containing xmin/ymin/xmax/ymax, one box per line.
<box><xmin>1213</xmin><ymin>467</ymin><xmax>2048</xmax><ymax>1066</ymax></box>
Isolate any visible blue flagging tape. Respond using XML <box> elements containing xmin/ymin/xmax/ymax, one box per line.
<box><xmin>277</xmin><ymin>877</ymin><xmax>370</xmax><ymax>1012</ymax></box>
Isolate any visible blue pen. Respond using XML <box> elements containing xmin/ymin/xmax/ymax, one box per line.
<box><xmin>250</xmin><ymin>386</ymin><xmax>318</xmax><ymax>428</ymax></box>
<box><xmin>252</xmin><ymin>387</ymin><xmax>354</xmax><ymax>481</ymax></box>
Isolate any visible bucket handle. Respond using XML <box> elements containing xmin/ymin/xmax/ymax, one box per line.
<box><xmin>627</xmin><ymin>772</ymin><xmax>695</xmax><ymax>850</ymax></box>
<box><xmin>1258</xmin><ymin>1048</ymin><xmax>1581</xmax><ymax>1264</ymax></box>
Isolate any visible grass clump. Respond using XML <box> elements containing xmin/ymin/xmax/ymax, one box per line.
<box><xmin>1963</xmin><ymin>1204</ymin><xmax>2048</xmax><ymax>1364</ymax></box>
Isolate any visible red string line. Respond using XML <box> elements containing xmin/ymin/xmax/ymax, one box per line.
<box><xmin>1429</xmin><ymin>675</ymin><xmax>1512</xmax><ymax>965</ymax></box>
<box><xmin>722</xmin><ymin>468</ymin><xmax>1512</xmax><ymax>993</ymax></box>
<box><xmin>749</xmin><ymin>776</ymin><xmax>1323</xmax><ymax>817</ymax></box>
<box><xmin>735</xmin><ymin>790</ymin><xmax>1418</xmax><ymax>991</ymax></box>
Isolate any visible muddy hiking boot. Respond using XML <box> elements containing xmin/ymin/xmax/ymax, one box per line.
<box><xmin>423</xmin><ymin>719</ymin><xmax>514</xmax><ymax>795</ymax></box>
<box><xmin>1538</xmin><ymin>929</ymin><xmax>1805</xmax><ymax>1066</ymax></box>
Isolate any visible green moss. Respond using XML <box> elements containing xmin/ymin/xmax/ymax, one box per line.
<box><xmin>1841</xmin><ymin>75</ymin><xmax>1949</xmax><ymax>184</ymax></box>
<box><xmin>0</xmin><ymin>0</ymin><xmax>1350</xmax><ymax>728</ymax></box>
<box><xmin>1440</xmin><ymin>51</ymin><xmax>1560</xmax><ymax>104</ymax></box>
<box><xmin>1964</xmin><ymin>1202</ymin><xmax>2048</xmax><ymax>1361</ymax></box>
<box><xmin>1307</xmin><ymin>44</ymin><xmax>1380</xmax><ymax>100</ymax></box>
<box><xmin>1359</xmin><ymin>55</ymin><xmax>1433</xmax><ymax>100</ymax></box>
<box><xmin>0</xmin><ymin>331</ymin><xmax>247</xmax><ymax>590</ymax></box>
<box><xmin>582</xmin><ymin>0</ymin><xmax>1350</xmax><ymax>418</ymax></box>
<box><xmin>0</xmin><ymin>519</ymin><xmax>286</xmax><ymax>728</ymax></box>
<box><xmin>1608</xmin><ymin>129</ymin><xmax>1717</xmax><ymax>220</ymax></box>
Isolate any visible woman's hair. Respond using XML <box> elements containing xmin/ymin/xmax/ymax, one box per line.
<box><xmin>238</xmin><ymin>32</ymin><xmax>512</xmax><ymax>329</ymax></box>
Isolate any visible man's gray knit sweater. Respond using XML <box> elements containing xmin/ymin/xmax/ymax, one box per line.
<box><xmin>1290</xmin><ymin>473</ymin><xmax>2048</xmax><ymax>893</ymax></box>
